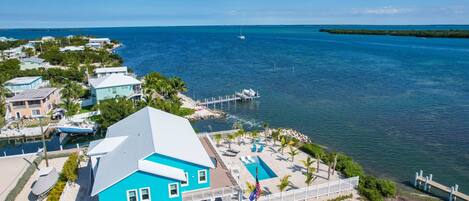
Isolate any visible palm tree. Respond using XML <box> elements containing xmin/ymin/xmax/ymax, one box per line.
<box><xmin>288</xmin><ymin>146</ymin><xmax>299</xmax><ymax>162</ymax></box>
<box><xmin>301</xmin><ymin>157</ymin><xmax>315</xmax><ymax>174</ymax></box>
<box><xmin>250</xmin><ymin>130</ymin><xmax>259</xmax><ymax>141</ymax></box>
<box><xmin>226</xmin><ymin>134</ymin><xmax>236</xmax><ymax>150</ymax></box>
<box><xmin>213</xmin><ymin>134</ymin><xmax>222</xmax><ymax>147</ymax></box>
<box><xmin>316</xmin><ymin>152</ymin><xmax>323</xmax><ymax>173</ymax></box>
<box><xmin>169</xmin><ymin>77</ymin><xmax>187</xmax><ymax>93</ymax></box>
<box><xmin>277</xmin><ymin>175</ymin><xmax>291</xmax><ymax>200</ymax></box>
<box><xmin>271</xmin><ymin>129</ymin><xmax>280</xmax><ymax>145</ymax></box>
<box><xmin>304</xmin><ymin>171</ymin><xmax>315</xmax><ymax>199</ymax></box>
<box><xmin>278</xmin><ymin>136</ymin><xmax>289</xmax><ymax>155</ymax></box>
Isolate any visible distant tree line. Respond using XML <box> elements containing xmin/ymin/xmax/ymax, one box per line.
<box><xmin>37</xmin><ymin>40</ymin><xmax>123</xmax><ymax>67</ymax></box>
<box><xmin>320</xmin><ymin>29</ymin><xmax>469</xmax><ymax>39</ymax></box>
<box><xmin>0</xmin><ymin>39</ymin><xmax>28</xmax><ymax>51</ymax></box>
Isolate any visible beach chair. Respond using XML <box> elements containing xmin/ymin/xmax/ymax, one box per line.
<box><xmin>223</xmin><ymin>151</ymin><xmax>237</xmax><ymax>157</ymax></box>
<box><xmin>251</xmin><ymin>144</ymin><xmax>257</xmax><ymax>152</ymax></box>
<box><xmin>228</xmin><ymin>148</ymin><xmax>240</xmax><ymax>154</ymax></box>
<box><xmin>257</xmin><ymin>145</ymin><xmax>264</xmax><ymax>152</ymax></box>
<box><xmin>240</xmin><ymin>156</ymin><xmax>249</xmax><ymax>164</ymax></box>
<box><xmin>246</xmin><ymin>156</ymin><xmax>256</xmax><ymax>163</ymax></box>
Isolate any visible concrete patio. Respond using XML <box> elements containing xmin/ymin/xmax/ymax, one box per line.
<box><xmin>213</xmin><ymin>136</ymin><xmax>341</xmax><ymax>196</ymax></box>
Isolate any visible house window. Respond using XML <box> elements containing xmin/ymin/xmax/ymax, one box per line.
<box><xmin>112</xmin><ymin>88</ymin><xmax>117</xmax><ymax>94</ymax></box>
<box><xmin>168</xmin><ymin>183</ymin><xmax>179</xmax><ymax>198</ymax></box>
<box><xmin>140</xmin><ymin>187</ymin><xmax>151</xmax><ymax>201</ymax></box>
<box><xmin>181</xmin><ymin>172</ymin><xmax>189</xmax><ymax>187</ymax></box>
<box><xmin>32</xmin><ymin>109</ymin><xmax>41</xmax><ymax>116</ymax></box>
<box><xmin>127</xmin><ymin>189</ymin><xmax>137</xmax><ymax>201</ymax></box>
<box><xmin>198</xmin><ymin>170</ymin><xmax>207</xmax><ymax>184</ymax></box>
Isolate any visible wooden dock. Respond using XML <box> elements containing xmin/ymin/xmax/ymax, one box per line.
<box><xmin>414</xmin><ymin>170</ymin><xmax>468</xmax><ymax>201</ymax></box>
<box><xmin>197</xmin><ymin>89</ymin><xmax>260</xmax><ymax>106</ymax></box>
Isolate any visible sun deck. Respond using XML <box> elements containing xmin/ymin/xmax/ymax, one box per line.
<box><xmin>182</xmin><ymin>136</ymin><xmax>240</xmax><ymax>201</ymax></box>
<box><xmin>211</xmin><ymin>133</ymin><xmax>342</xmax><ymax>196</ymax></box>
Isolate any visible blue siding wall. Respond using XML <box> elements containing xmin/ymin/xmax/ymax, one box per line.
<box><xmin>92</xmin><ymin>85</ymin><xmax>135</xmax><ymax>103</ymax></box>
<box><xmin>145</xmin><ymin>154</ymin><xmax>211</xmax><ymax>192</ymax></box>
<box><xmin>99</xmin><ymin>171</ymin><xmax>182</xmax><ymax>201</ymax></box>
<box><xmin>5</xmin><ymin>77</ymin><xmax>42</xmax><ymax>92</ymax></box>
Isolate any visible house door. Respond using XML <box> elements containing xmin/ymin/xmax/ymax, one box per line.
<box><xmin>16</xmin><ymin>112</ymin><xmax>20</xmax><ymax>119</ymax></box>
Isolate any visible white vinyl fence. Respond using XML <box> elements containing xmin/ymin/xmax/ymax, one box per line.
<box><xmin>258</xmin><ymin>176</ymin><xmax>359</xmax><ymax>201</ymax></box>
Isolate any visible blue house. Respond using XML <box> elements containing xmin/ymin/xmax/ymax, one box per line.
<box><xmin>88</xmin><ymin>107</ymin><xmax>215</xmax><ymax>201</ymax></box>
<box><xmin>4</xmin><ymin>76</ymin><xmax>44</xmax><ymax>93</ymax></box>
<box><xmin>88</xmin><ymin>74</ymin><xmax>142</xmax><ymax>104</ymax></box>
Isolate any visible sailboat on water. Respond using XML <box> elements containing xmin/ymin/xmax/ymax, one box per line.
<box><xmin>238</xmin><ymin>26</ymin><xmax>246</xmax><ymax>40</ymax></box>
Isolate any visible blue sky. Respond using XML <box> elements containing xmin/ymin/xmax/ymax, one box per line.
<box><xmin>1</xmin><ymin>0</ymin><xmax>469</xmax><ymax>28</ymax></box>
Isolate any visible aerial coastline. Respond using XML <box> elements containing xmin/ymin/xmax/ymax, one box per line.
<box><xmin>1</xmin><ymin>25</ymin><xmax>469</xmax><ymax>201</ymax></box>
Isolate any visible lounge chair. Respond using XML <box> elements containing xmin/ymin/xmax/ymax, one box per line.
<box><xmin>240</xmin><ymin>156</ymin><xmax>249</xmax><ymax>164</ymax></box>
<box><xmin>223</xmin><ymin>151</ymin><xmax>237</xmax><ymax>157</ymax></box>
<box><xmin>246</xmin><ymin>156</ymin><xmax>256</xmax><ymax>163</ymax></box>
<box><xmin>257</xmin><ymin>145</ymin><xmax>264</xmax><ymax>152</ymax></box>
<box><xmin>227</xmin><ymin>148</ymin><xmax>240</xmax><ymax>154</ymax></box>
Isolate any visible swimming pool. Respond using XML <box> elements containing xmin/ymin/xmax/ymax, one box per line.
<box><xmin>242</xmin><ymin>156</ymin><xmax>277</xmax><ymax>180</ymax></box>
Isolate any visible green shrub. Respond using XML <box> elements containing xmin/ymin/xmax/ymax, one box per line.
<box><xmin>47</xmin><ymin>180</ymin><xmax>66</xmax><ymax>201</ymax></box>
<box><xmin>300</xmin><ymin>143</ymin><xmax>396</xmax><ymax>201</ymax></box>
<box><xmin>359</xmin><ymin>185</ymin><xmax>384</xmax><ymax>201</ymax></box>
<box><xmin>377</xmin><ymin>179</ymin><xmax>397</xmax><ymax>198</ymax></box>
<box><xmin>46</xmin><ymin>152</ymin><xmax>80</xmax><ymax>201</ymax></box>
<box><xmin>300</xmin><ymin>143</ymin><xmax>325</xmax><ymax>159</ymax></box>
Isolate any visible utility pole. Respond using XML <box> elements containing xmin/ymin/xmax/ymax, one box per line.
<box><xmin>39</xmin><ymin>116</ymin><xmax>49</xmax><ymax>167</ymax></box>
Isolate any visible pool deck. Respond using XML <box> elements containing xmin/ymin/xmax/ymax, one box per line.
<box><xmin>215</xmin><ymin>137</ymin><xmax>341</xmax><ymax>196</ymax></box>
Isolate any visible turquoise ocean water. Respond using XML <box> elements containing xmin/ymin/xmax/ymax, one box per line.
<box><xmin>1</xmin><ymin>25</ymin><xmax>468</xmax><ymax>193</ymax></box>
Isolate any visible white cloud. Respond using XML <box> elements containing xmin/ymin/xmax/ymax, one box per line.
<box><xmin>355</xmin><ymin>6</ymin><xmax>411</xmax><ymax>15</ymax></box>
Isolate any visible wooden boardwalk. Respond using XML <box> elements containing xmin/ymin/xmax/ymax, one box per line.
<box><xmin>415</xmin><ymin>170</ymin><xmax>468</xmax><ymax>201</ymax></box>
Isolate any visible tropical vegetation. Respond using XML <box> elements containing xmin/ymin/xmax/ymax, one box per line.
<box><xmin>300</xmin><ymin>143</ymin><xmax>396</xmax><ymax>201</ymax></box>
<box><xmin>320</xmin><ymin>29</ymin><xmax>469</xmax><ymax>39</ymax></box>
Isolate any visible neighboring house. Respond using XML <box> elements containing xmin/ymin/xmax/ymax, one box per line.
<box><xmin>88</xmin><ymin>74</ymin><xmax>142</xmax><ymax>104</ymax></box>
<box><xmin>2</xmin><ymin>47</ymin><xmax>25</xmax><ymax>59</ymax></box>
<box><xmin>41</xmin><ymin>36</ymin><xmax>55</xmax><ymax>42</ymax></box>
<box><xmin>0</xmin><ymin>37</ymin><xmax>16</xmax><ymax>42</ymax></box>
<box><xmin>94</xmin><ymin>67</ymin><xmax>128</xmax><ymax>77</ymax></box>
<box><xmin>6</xmin><ymin>88</ymin><xmax>60</xmax><ymax>120</ymax></box>
<box><xmin>86</xmin><ymin>42</ymin><xmax>103</xmax><ymax>49</ymax></box>
<box><xmin>20</xmin><ymin>57</ymin><xmax>50</xmax><ymax>70</ymax></box>
<box><xmin>59</xmin><ymin>46</ymin><xmax>84</xmax><ymax>52</ymax></box>
<box><xmin>4</xmin><ymin>76</ymin><xmax>45</xmax><ymax>93</ymax></box>
<box><xmin>89</xmin><ymin>38</ymin><xmax>111</xmax><ymax>44</ymax></box>
<box><xmin>88</xmin><ymin>107</ymin><xmax>215</xmax><ymax>201</ymax></box>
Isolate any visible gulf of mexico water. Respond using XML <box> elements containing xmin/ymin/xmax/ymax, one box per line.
<box><xmin>1</xmin><ymin>25</ymin><xmax>469</xmax><ymax>193</ymax></box>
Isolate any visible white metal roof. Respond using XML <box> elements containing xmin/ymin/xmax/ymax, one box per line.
<box><xmin>59</xmin><ymin>46</ymin><xmax>84</xmax><ymax>52</ymax></box>
<box><xmin>90</xmin><ymin>107</ymin><xmax>214</xmax><ymax>196</ymax></box>
<box><xmin>88</xmin><ymin>74</ymin><xmax>140</xmax><ymax>89</ymax></box>
<box><xmin>87</xmin><ymin>136</ymin><xmax>127</xmax><ymax>156</ymax></box>
<box><xmin>89</xmin><ymin>38</ymin><xmax>110</xmax><ymax>43</ymax></box>
<box><xmin>5</xmin><ymin>76</ymin><xmax>41</xmax><ymax>85</ymax></box>
<box><xmin>138</xmin><ymin>160</ymin><xmax>186</xmax><ymax>181</ymax></box>
<box><xmin>94</xmin><ymin>67</ymin><xmax>127</xmax><ymax>74</ymax></box>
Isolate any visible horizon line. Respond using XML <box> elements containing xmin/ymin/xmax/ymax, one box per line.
<box><xmin>2</xmin><ymin>23</ymin><xmax>469</xmax><ymax>30</ymax></box>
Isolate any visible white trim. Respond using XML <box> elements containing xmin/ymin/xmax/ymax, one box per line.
<box><xmin>168</xmin><ymin>183</ymin><xmax>179</xmax><ymax>198</ymax></box>
<box><xmin>181</xmin><ymin>186</ymin><xmax>210</xmax><ymax>194</ymax></box>
<box><xmin>139</xmin><ymin>187</ymin><xmax>151</xmax><ymax>201</ymax></box>
<box><xmin>198</xmin><ymin>169</ymin><xmax>208</xmax><ymax>184</ymax></box>
<box><xmin>126</xmin><ymin>189</ymin><xmax>137</xmax><ymax>201</ymax></box>
<box><xmin>181</xmin><ymin>172</ymin><xmax>189</xmax><ymax>187</ymax></box>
